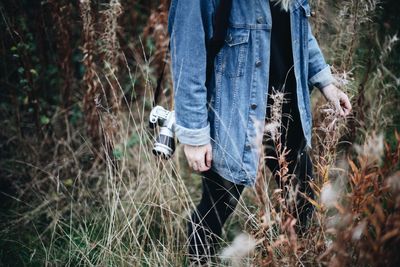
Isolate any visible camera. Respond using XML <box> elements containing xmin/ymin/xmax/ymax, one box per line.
<box><xmin>149</xmin><ymin>105</ymin><xmax>176</xmax><ymax>159</ymax></box>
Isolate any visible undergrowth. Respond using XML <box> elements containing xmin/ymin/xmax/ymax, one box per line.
<box><xmin>0</xmin><ymin>0</ymin><xmax>399</xmax><ymax>266</ymax></box>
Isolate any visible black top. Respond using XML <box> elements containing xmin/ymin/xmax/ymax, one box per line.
<box><xmin>265</xmin><ymin>1</ymin><xmax>305</xmax><ymax>154</ymax></box>
<box><xmin>268</xmin><ymin>1</ymin><xmax>296</xmax><ymax>93</ymax></box>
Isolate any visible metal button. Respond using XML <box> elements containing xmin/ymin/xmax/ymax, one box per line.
<box><xmin>256</xmin><ymin>16</ymin><xmax>264</xmax><ymax>24</ymax></box>
<box><xmin>251</xmin><ymin>104</ymin><xmax>257</xmax><ymax>110</ymax></box>
<box><xmin>255</xmin><ymin>60</ymin><xmax>262</xmax><ymax>67</ymax></box>
<box><xmin>226</xmin><ymin>34</ymin><xmax>232</xmax><ymax>42</ymax></box>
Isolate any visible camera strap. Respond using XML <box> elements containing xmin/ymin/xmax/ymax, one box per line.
<box><xmin>153</xmin><ymin>52</ymin><xmax>168</xmax><ymax>108</ymax></box>
<box><xmin>153</xmin><ymin>0</ymin><xmax>233</xmax><ymax>107</ymax></box>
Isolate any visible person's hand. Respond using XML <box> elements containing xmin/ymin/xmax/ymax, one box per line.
<box><xmin>183</xmin><ymin>143</ymin><xmax>212</xmax><ymax>172</ymax></box>
<box><xmin>320</xmin><ymin>84</ymin><xmax>352</xmax><ymax>117</ymax></box>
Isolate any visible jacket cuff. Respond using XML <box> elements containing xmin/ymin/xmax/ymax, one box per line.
<box><xmin>309</xmin><ymin>65</ymin><xmax>335</xmax><ymax>90</ymax></box>
<box><xmin>175</xmin><ymin>123</ymin><xmax>210</xmax><ymax>146</ymax></box>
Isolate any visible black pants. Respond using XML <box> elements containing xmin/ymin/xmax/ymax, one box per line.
<box><xmin>187</xmin><ymin>94</ymin><xmax>314</xmax><ymax>263</ymax></box>
<box><xmin>187</xmin><ymin>160</ymin><xmax>314</xmax><ymax>264</ymax></box>
<box><xmin>187</xmin><ymin>170</ymin><xmax>245</xmax><ymax>264</ymax></box>
<box><xmin>263</xmin><ymin>88</ymin><xmax>315</xmax><ymax>227</ymax></box>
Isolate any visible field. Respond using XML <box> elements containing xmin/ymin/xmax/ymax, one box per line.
<box><xmin>0</xmin><ymin>0</ymin><xmax>399</xmax><ymax>266</ymax></box>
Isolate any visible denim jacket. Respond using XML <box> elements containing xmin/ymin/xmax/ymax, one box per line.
<box><xmin>168</xmin><ymin>0</ymin><xmax>334</xmax><ymax>186</ymax></box>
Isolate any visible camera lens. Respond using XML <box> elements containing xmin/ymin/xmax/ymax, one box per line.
<box><xmin>153</xmin><ymin>133</ymin><xmax>175</xmax><ymax>159</ymax></box>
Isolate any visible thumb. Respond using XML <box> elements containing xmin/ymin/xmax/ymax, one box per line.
<box><xmin>205</xmin><ymin>146</ymin><xmax>212</xmax><ymax>167</ymax></box>
<box><xmin>335</xmin><ymin>100</ymin><xmax>344</xmax><ymax>116</ymax></box>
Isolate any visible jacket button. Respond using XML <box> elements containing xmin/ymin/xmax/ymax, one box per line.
<box><xmin>226</xmin><ymin>34</ymin><xmax>233</xmax><ymax>42</ymax></box>
<box><xmin>256</xmin><ymin>16</ymin><xmax>264</xmax><ymax>24</ymax></box>
<box><xmin>255</xmin><ymin>60</ymin><xmax>262</xmax><ymax>67</ymax></box>
<box><xmin>251</xmin><ymin>104</ymin><xmax>257</xmax><ymax>110</ymax></box>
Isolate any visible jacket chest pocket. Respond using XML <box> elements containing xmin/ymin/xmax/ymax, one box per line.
<box><xmin>217</xmin><ymin>28</ymin><xmax>250</xmax><ymax>78</ymax></box>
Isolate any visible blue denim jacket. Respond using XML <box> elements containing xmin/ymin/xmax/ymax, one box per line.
<box><xmin>168</xmin><ymin>0</ymin><xmax>334</xmax><ymax>186</ymax></box>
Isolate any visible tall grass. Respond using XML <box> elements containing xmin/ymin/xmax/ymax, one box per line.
<box><xmin>0</xmin><ymin>0</ymin><xmax>399</xmax><ymax>266</ymax></box>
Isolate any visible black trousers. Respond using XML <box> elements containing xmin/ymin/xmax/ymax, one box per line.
<box><xmin>187</xmin><ymin>170</ymin><xmax>245</xmax><ymax>264</ymax></box>
<box><xmin>187</xmin><ymin>159</ymin><xmax>314</xmax><ymax>263</ymax></box>
<box><xmin>187</xmin><ymin>95</ymin><xmax>314</xmax><ymax>263</ymax></box>
<box><xmin>263</xmin><ymin>87</ymin><xmax>315</xmax><ymax>227</ymax></box>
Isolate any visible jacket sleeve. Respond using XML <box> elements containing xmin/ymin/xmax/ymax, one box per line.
<box><xmin>168</xmin><ymin>0</ymin><xmax>215</xmax><ymax>146</ymax></box>
<box><xmin>307</xmin><ymin>23</ymin><xmax>335</xmax><ymax>90</ymax></box>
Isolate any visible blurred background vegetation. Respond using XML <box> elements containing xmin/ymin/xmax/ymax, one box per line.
<box><xmin>0</xmin><ymin>0</ymin><xmax>399</xmax><ymax>266</ymax></box>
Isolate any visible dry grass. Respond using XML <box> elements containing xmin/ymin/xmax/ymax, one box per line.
<box><xmin>0</xmin><ymin>0</ymin><xmax>399</xmax><ymax>266</ymax></box>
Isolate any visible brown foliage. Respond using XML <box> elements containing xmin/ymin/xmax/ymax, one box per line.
<box><xmin>321</xmin><ymin>131</ymin><xmax>400</xmax><ymax>267</ymax></box>
<box><xmin>80</xmin><ymin>0</ymin><xmax>123</xmax><ymax>156</ymax></box>
<box><xmin>143</xmin><ymin>0</ymin><xmax>171</xmax><ymax>105</ymax></box>
<box><xmin>80</xmin><ymin>0</ymin><xmax>101</xmax><ymax>142</ymax></box>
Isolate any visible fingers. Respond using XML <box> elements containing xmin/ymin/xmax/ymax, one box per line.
<box><xmin>321</xmin><ymin>84</ymin><xmax>352</xmax><ymax>118</ymax></box>
<box><xmin>334</xmin><ymin>100</ymin><xmax>345</xmax><ymax>117</ymax></box>
<box><xmin>340</xmin><ymin>93</ymin><xmax>352</xmax><ymax>116</ymax></box>
<box><xmin>332</xmin><ymin>90</ymin><xmax>344</xmax><ymax>117</ymax></box>
<box><xmin>205</xmin><ymin>144</ymin><xmax>212</xmax><ymax>168</ymax></box>
<box><xmin>335</xmin><ymin>92</ymin><xmax>352</xmax><ymax>117</ymax></box>
<box><xmin>190</xmin><ymin>157</ymin><xmax>209</xmax><ymax>172</ymax></box>
<box><xmin>191</xmin><ymin>162</ymin><xmax>199</xmax><ymax>171</ymax></box>
<box><xmin>184</xmin><ymin>144</ymin><xmax>212</xmax><ymax>172</ymax></box>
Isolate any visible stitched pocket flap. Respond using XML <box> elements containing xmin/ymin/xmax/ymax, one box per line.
<box><xmin>225</xmin><ymin>28</ymin><xmax>250</xmax><ymax>47</ymax></box>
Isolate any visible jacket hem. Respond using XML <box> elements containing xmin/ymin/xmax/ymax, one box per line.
<box><xmin>210</xmin><ymin>165</ymin><xmax>256</xmax><ymax>187</ymax></box>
